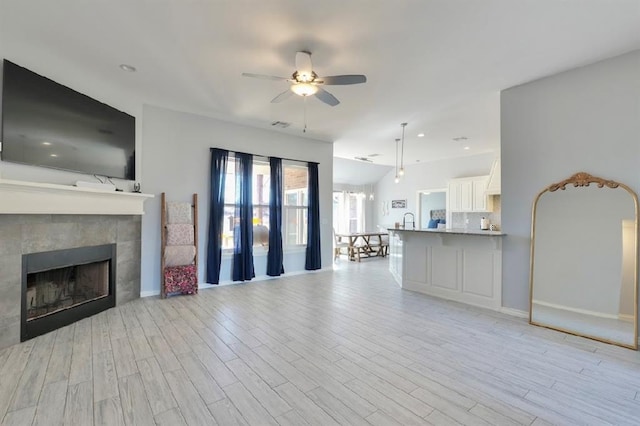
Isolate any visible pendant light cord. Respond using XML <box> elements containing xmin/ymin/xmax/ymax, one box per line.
<box><xmin>395</xmin><ymin>138</ymin><xmax>400</xmax><ymax>177</ymax></box>
<box><xmin>400</xmin><ymin>122</ymin><xmax>407</xmax><ymax>170</ymax></box>
<box><xmin>395</xmin><ymin>139</ymin><xmax>398</xmax><ymax>175</ymax></box>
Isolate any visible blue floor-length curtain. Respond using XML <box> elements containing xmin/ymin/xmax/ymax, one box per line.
<box><xmin>206</xmin><ymin>148</ymin><xmax>228</xmax><ymax>284</ymax></box>
<box><xmin>267</xmin><ymin>157</ymin><xmax>284</xmax><ymax>276</ymax></box>
<box><xmin>232</xmin><ymin>152</ymin><xmax>255</xmax><ymax>281</ymax></box>
<box><xmin>305</xmin><ymin>162</ymin><xmax>322</xmax><ymax>270</ymax></box>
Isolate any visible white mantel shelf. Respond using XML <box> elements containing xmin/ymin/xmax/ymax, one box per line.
<box><xmin>0</xmin><ymin>179</ymin><xmax>154</xmax><ymax>215</ymax></box>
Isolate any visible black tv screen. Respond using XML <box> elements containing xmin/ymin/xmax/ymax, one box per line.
<box><xmin>1</xmin><ymin>60</ymin><xmax>135</xmax><ymax>180</ymax></box>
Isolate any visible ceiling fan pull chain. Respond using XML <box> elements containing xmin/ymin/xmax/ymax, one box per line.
<box><xmin>303</xmin><ymin>96</ymin><xmax>307</xmax><ymax>133</ymax></box>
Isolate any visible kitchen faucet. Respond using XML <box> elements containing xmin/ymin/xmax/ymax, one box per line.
<box><xmin>402</xmin><ymin>212</ymin><xmax>415</xmax><ymax>229</ymax></box>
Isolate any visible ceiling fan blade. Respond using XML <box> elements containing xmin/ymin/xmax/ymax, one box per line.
<box><xmin>314</xmin><ymin>87</ymin><xmax>340</xmax><ymax>106</ymax></box>
<box><xmin>271</xmin><ymin>89</ymin><xmax>294</xmax><ymax>103</ymax></box>
<box><xmin>319</xmin><ymin>75</ymin><xmax>367</xmax><ymax>85</ymax></box>
<box><xmin>242</xmin><ymin>73</ymin><xmax>288</xmax><ymax>81</ymax></box>
<box><xmin>295</xmin><ymin>51</ymin><xmax>313</xmax><ymax>73</ymax></box>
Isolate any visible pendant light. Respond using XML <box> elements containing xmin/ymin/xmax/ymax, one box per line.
<box><xmin>398</xmin><ymin>122</ymin><xmax>407</xmax><ymax>176</ymax></box>
<box><xmin>394</xmin><ymin>138</ymin><xmax>400</xmax><ymax>183</ymax></box>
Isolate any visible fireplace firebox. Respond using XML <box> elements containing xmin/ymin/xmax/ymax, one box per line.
<box><xmin>21</xmin><ymin>244</ymin><xmax>116</xmax><ymax>341</ymax></box>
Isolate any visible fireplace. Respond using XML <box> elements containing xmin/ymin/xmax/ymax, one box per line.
<box><xmin>0</xmin><ymin>180</ymin><xmax>149</xmax><ymax>350</ymax></box>
<box><xmin>21</xmin><ymin>244</ymin><xmax>116</xmax><ymax>341</ymax></box>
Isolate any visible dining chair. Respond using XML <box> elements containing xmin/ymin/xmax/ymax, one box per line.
<box><xmin>333</xmin><ymin>228</ymin><xmax>350</xmax><ymax>260</ymax></box>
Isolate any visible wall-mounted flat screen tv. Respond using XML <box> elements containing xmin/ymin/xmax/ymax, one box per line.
<box><xmin>1</xmin><ymin>60</ymin><xmax>135</xmax><ymax>180</ymax></box>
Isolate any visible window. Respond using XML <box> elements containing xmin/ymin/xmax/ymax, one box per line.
<box><xmin>284</xmin><ymin>163</ymin><xmax>308</xmax><ymax>246</ymax></box>
<box><xmin>221</xmin><ymin>157</ymin><xmax>235</xmax><ymax>250</ymax></box>
<box><xmin>252</xmin><ymin>161</ymin><xmax>270</xmax><ymax>247</ymax></box>
<box><xmin>333</xmin><ymin>190</ymin><xmax>365</xmax><ymax>234</ymax></box>
<box><xmin>221</xmin><ymin>156</ymin><xmax>308</xmax><ymax>250</ymax></box>
<box><xmin>221</xmin><ymin>157</ymin><xmax>271</xmax><ymax>249</ymax></box>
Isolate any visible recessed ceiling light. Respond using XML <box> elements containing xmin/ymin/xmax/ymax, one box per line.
<box><xmin>119</xmin><ymin>64</ymin><xmax>136</xmax><ymax>72</ymax></box>
<box><xmin>42</xmin><ymin>141</ymin><xmax>51</xmax><ymax>146</ymax></box>
<box><xmin>463</xmin><ymin>146</ymin><xmax>470</xmax><ymax>150</ymax></box>
<box><xmin>417</xmin><ymin>133</ymin><xmax>425</xmax><ymax>138</ymax></box>
<box><xmin>50</xmin><ymin>154</ymin><xmax>58</xmax><ymax>157</ymax></box>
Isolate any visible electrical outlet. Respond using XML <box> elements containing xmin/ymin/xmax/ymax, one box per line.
<box><xmin>465</xmin><ymin>218</ymin><xmax>469</xmax><ymax>224</ymax></box>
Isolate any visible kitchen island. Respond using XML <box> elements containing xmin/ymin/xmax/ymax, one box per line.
<box><xmin>388</xmin><ymin>228</ymin><xmax>505</xmax><ymax>310</ymax></box>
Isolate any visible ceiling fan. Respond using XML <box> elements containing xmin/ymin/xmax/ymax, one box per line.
<box><xmin>242</xmin><ymin>51</ymin><xmax>367</xmax><ymax>107</ymax></box>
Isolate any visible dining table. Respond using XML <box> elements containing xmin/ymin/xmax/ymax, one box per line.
<box><xmin>335</xmin><ymin>231</ymin><xmax>389</xmax><ymax>261</ymax></box>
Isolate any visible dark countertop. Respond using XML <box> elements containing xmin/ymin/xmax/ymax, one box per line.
<box><xmin>388</xmin><ymin>228</ymin><xmax>505</xmax><ymax>236</ymax></box>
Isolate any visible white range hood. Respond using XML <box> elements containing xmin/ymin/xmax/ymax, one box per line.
<box><xmin>485</xmin><ymin>158</ymin><xmax>501</xmax><ymax>195</ymax></box>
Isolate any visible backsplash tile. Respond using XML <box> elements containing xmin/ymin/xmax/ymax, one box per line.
<box><xmin>452</xmin><ymin>195</ymin><xmax>501</xmax><ymax>230</ymax></box>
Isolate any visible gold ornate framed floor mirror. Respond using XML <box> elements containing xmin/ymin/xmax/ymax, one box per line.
<box><xmin>529</xmin><ymin>172</ymin><xmax>638</xmax><ymax>349</ymax></box>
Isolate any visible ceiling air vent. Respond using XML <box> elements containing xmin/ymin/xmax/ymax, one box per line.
<box><xmin>354</xmin><ymin>156</ymin><xmax>373</xmax><ymax>163</ymax></box>
<box><xmin>271</xmin><ymin>121</ymin><xmax>291</xmax><ymax>128</ymax></box>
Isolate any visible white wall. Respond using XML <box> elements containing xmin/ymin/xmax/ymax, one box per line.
<box><xmin>501</xmin><ymin>49</ymin><xmax>640</xmax><ymax>312</ymax></box>
<box><xmin>333</xmin><ymin>157</ymin><xmax>392</xmax><ymax>186</ymax></box>
<box><xmin>374</xmin><ymin>153</ymin><xmax>496</xmax><ymax>229</ymax></box>
<box><xmin>140</xmin><ymin>105</ymin><xmax>333</xmax><ymax>296</ymax></box>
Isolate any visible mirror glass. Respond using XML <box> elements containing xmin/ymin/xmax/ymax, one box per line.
<box><xmin>530</xmin><ymin>174</ymin><xmax>638</xmax><ymax>349</ymax></box>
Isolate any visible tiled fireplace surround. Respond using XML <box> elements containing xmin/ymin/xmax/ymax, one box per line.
<box><xmin>0</xmin><ymin>177</ymin><xmax>153</xmax><ymax>351</ymax></box>
<box><xmin>0</xmin><ymin>214</ymin><xmax>141</xmax><ymax>350</ymax></box>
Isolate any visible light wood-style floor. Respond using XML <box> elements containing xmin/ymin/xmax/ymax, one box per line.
<box><xmin>1</xmin><ymin>259</ymin><xmax>640</xmax><ymax>425</ymax></box>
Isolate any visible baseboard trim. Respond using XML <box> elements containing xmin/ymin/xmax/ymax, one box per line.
<box><xmin>618</xmin><ymin>313</ymin><xmax>635</xmax><ymax>323</ymax></box>
<box><xmin>140</xmin><ymin>290</ymin><xmax>159</xmax><ymax>298</ymax></box>
<box><xmin>499</xmin><ymin>307</ymin><xmax>529</xmax><ymax>318</ymax></box>
<box><xmin>141</xmin><ymin>266</ymin><xmax>333</xmax><ymax>298</ymax></box>
<box><xmin>532</xmin><ymin>299</ymin><xmax>619</xmax><ymax>320</ymax></box>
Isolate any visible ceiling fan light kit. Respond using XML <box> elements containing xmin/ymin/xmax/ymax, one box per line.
<box><xmin>242</xmin><ymin>51</ymin><xmax>366</xmax><ymax>107</ymax></box>
<box><xmin>291</xmin><ymin>82</ymin><xmax>318</xmax><ymax>96</ymax></box>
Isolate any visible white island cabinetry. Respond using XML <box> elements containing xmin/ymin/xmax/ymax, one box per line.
<box><xmin>388</xmin><ymin>228</ymin><xmax>504</xmax><ymax>310</ymax></box>
<box><xmin>388</xmin><ymin>231</ymin><xmax>403</xmax><ymax>285</ymax></box>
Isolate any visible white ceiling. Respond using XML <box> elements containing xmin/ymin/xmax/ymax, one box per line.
<box><xmin>333</xmin><ymin>157</ymin><xmax>393</xmax><ymax>186</ymax></box>
<box><xmin>1</xmin><ymin>1</ymin><xmax>639</xmax><ymax>168</ymax></box>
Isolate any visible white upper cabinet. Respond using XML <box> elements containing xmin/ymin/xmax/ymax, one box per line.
<box><xmin>448</xmin><ymin>176</ymin><xmax>494</xmax><ymax>212</ymax></box>
<box><xmin>448</xmin><ymin>180</ymin><xmax>462</xmax><ymax>212</ymax></box>
<box><xmin>460</xmin><ymin>180</ymin><xmax>473</xmax><ymax>211</ymax></box>
<box><xmin>485</xmin><ymin>158</ymin><xmax>501</xmax><ymax>195</ymax></box>
<box><xmin>472</xmin><ymin>178</ymin><xmax>489</xmax><ymax>211</ymax></box>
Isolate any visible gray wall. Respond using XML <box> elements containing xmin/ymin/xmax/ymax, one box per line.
<box><xmin>141</xmin><ymin>105</ymin><xmax>334</xmax><ymax>296</ymax></box>
<box><xmin>501</xmin><ymin>49</ymin><xmax>640</xmax><ymax>311</ymax></box>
